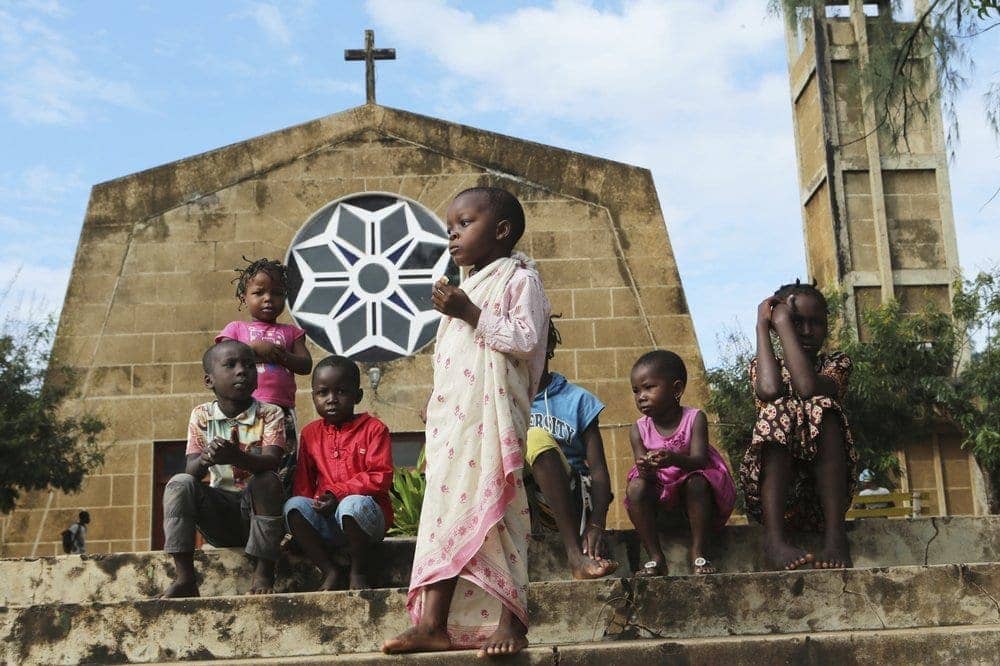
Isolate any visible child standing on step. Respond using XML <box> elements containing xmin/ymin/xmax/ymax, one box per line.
<box><xmin>283</xmin><ymin>355</ymin><xmax>393</xmax><ymax>591</ymax></box>
<box><xmin>739</xmin><ymin>280</ymin><xmax>857</xmax><ymax>571</ymax></box>
<box><xmin>383</xmin><ymin>186</ymin><xmax>551</xmax><ymax>658</ymax></box>
<box><xmin>217</xmin><ymin>258</ymin><xmax>312</xmax><ymax>492</ymax></box>
<box><xmin>625</xmin><ymin>350</ymin><xmax>735</xmax><ymax>576</ymax></box>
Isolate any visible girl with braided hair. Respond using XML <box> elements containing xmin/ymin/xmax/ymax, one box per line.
<box><xmin>217</xmin><ymin>258</ymin><xmax>312</xmax><ymax>490</ymax></box>
<box><xmin>740</xmin><ymin>279</ymin><xmax>857</xmax><ymax>571</ymax></box>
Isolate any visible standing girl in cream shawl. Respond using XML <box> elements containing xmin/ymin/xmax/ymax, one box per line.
<box><xmin>384</xmin><ymin>187</ymin><xmax>550</xmax><ymax>658</ymax></box>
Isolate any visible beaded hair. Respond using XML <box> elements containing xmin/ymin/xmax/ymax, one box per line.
<box><xmin>233</xmin><ymin>257</ymin><xmax>287</xmax><ymax>308</ymax></box>
<box><xmin>546</xmin><ymin>314</ymin><xmax>563</xmax><ymax>360</ymax></box>
<box><xmin>774</xmin><ymin>278</ymin><xmax>828</xmax><ymax>311</ymax></box>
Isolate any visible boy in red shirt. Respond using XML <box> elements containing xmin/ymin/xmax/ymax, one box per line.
<box><xmin>283</xmin><ymin>355</ymin><xmax>393</xmax><ymax>590</ymax></box>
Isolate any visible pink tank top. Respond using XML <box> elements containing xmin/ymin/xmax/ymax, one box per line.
<box><xmin>636</xmin><ymin>406</ymin><xmax>698</xmax><ymax>453</ymax></box>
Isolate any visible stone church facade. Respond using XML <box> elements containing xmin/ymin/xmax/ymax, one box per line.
<box><xmin>0</xmin><ymin>104</ymin><xmax>706</xmax><ymax>556</ymax></box>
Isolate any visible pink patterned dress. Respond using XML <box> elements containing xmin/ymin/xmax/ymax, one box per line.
<box><xmin>407</xmin><ymin>253</ymin><xmax>550</xmax><ymax>648</ymax></box>
<box><xmin>626</xmin><ymin>407</ymin><xmax>735</xmax><ymax>529</ymax></box>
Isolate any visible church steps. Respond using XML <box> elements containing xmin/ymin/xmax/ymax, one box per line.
<box><xmin>151</xmin><ymin>625</ymin><xmax>1000</xmax><ymax>666</ymax></box>
<box><xmin>3</xmin><ymin>562</ymin><xmax>1000</xmax><ymax>664</ymax></box>
<box><xmin>3</xmin><ymin>516</ymin><xmax>997</xmax><ymax>607</ymax></box>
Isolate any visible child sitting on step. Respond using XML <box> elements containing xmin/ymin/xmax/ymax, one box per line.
<box><xmin>383</xmin><ymin>186</ymin><xmax>551</xmax><ymax>658</ymax></box>
<box><xmin>283</xmin><ymin>355</ymin><xmax>393</xmax><ymax>591</ymax></box>
<box><xmin>524</xmin><ymin>316</ymin><xmax>618</xmax><ymax>580</ymax></box>
<box><xmin>217</xmin><ymin>257</ymin><xmax>312</xmax><ymax>492</ymax></box>
<box><xmin>625</xmin><ymin>350</ymin><xmax>735</xmax><ymax>576</ymax></box>
<box><xmin>160</xmin><ymin>340</ymin><xmax>287</xmax><ymax>597</ymax></box>
<box><xmin>740</xmin><ymin>280</ymin><xmax>857</xmax><ymax>571</ymax></box>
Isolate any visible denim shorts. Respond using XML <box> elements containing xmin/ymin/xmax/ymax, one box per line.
<box><xmin>283</xmin><ymin>495</ymin><xmax>386</xmax><ymax>546</ymax></box>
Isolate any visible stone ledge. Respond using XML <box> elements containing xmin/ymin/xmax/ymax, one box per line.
<box><xmin>3</xmin><ymin>563</ymin><xmax>1000</xmax><ymax>664</ymax></box>
<box><xmin>4</xmin><ymin>516</ymin><xmax>998</xmax><ymax>607</ymax></box>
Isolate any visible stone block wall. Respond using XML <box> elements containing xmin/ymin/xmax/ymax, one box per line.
<box><xmin>0</xmin><ymin>105</ymin><xmax>706</xmax><ymax>555</ymax></box>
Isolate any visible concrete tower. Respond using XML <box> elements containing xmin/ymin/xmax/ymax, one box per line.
<box><xmin>782</xmin><ymin>0</ymin><xmax>984</xmax><ymax>515</ymax></box>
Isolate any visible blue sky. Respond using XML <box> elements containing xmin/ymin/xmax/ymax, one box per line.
<box><xmin>1</xmin><ymin>0</ymin><xmax>997</xmax><ymax>367</ymax></box>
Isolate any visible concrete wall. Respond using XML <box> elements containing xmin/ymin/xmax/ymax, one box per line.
<box><xmin>0</xmin><ymin>104</ymin><xmax>705</xmax><ymax>555</ymax></box>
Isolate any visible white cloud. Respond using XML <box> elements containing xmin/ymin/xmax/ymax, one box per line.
<box><xmin>0</xmin><ymin>5</ymin><xmax>144</xmax><ymax>125</ymax></box>
<box><xmin>367</xmin><ymin>0</ymin><xmax>798</xmax><ymax>366</ymax></box>
<box><xmin>244</xmin><ymin>3</ymin><xmax>292</xmax><ymax>46</ymax></box>
<box><xmin>0</xmin><ymin>261</ymin><xmax>70</xmax><ymax>325</ymax></box>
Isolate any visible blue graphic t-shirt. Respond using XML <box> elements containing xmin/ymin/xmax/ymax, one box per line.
<box><xmin>529</xmin><ymin>372</ymin><xmax>605</xmax><ymax>475</ymax></box>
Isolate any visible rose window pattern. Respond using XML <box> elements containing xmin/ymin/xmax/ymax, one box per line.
<box><xmin>286</xmin><ymin>193</ymin><xmax>460</xmax><ymax>362</ymax></box>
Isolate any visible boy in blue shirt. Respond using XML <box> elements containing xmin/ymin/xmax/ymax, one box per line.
<box><xmin>525</xmin><ymin>318</ymin><xmax>618</xmax><ymax>579</ymax></box>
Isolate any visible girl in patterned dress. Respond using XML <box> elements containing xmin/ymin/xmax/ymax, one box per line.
<box><xmin>739</xmin><ymin>280</ymin><xmax>857</xmax><ymax>571</ymax></box>
<box><xmin>625</xmin><ymin>350</ymin><xmax>736</xmax><ymax>576</ymax></box>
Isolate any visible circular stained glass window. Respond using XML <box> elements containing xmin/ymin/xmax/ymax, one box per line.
<box><xmin>286</xmin><ymin>192</ymin><xmax>460</xmax><ymax>362</ymax></box>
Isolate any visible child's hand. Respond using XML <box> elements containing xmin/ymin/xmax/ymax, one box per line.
<box><xmin>770</xmin><ymin>300</ymin><xmax>793</xmax><ymax>327</ymax></box>
<box><xmin>312</xmin><ymin>491</ymin><xmax>338</xmax><ymax>517</ymax></box>
<box><xmin>757</xmin><ymin>296</ymin><xmax>781</xmax><ymax>328</ymax></box>
<box><xmin>650</xmin><ymin>450</ymin><xmax>676</xmax><ymax>468</ymax></box>
<box><xmin>635</xmin><ymin>457</ymin><xmax>657</xmax><ymax>478</ymax></box>
<box><xmin>250</xmin><ymin>340</ymin><xmax>281</xmax><ymax>364</ymax></box>
<box><xmin>432</xmin><ymin>279</ymin><xmax>475</xmax><ymax>322</ymax></box>
<box><xmin>207</xmin><ymin>426</ymin><xmax>241</xmax><ymax>465</ymax></box>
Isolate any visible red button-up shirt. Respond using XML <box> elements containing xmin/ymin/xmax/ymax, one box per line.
<box><xmin>293</xmin><ymin>413</ymin><xmax>394</xmax><ymax>528</ymax></box>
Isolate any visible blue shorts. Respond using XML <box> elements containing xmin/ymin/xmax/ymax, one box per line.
<box><xmin>283</xmin><ymin>495</ymin><xmax>386</xmax><ymax>546</ymax></box>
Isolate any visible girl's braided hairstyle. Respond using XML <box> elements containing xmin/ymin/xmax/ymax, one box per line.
<box><xmin>774</xmin><ymin>278</ymin><xmax>827</xmax><ymax>311</ymax></box>
<box><xmin>546</xmin><ymin>314</ymin><xmax>563</xmax><ymax>360</ymax></box>
<box><xmin>233</xmin><ymin>256</ymin><xmax>288</xmax><ymax>309</ymax></box>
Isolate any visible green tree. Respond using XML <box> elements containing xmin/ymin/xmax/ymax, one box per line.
<box><xmin>0</xmin><ymin>316</ymin><xmax>105</xmax><ymax>513</ymax></box>
<box><xmin>772</xmin><ymin>0</ymin><xmax>1000</xmax><ymax>158</ymax></box>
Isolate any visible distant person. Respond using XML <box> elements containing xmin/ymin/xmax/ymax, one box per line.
<box><xmin>217</xmin><ymin>257</ymin><xmax>312</xmax><ymax>493</ymax></box>
<box><xmin>159</xmin><ymin>340</ymin><xmax>287</xmax><ymax>598</ymax></box>
<box><xmin>283</xmin><ymin>355</ymin><xmax>393</xmax><ymax>591</ymax></box>
<box><xmin>524</xmin><ymin>316</ymin><xmax>618</xmax><ymax>579</ymax></box>
<box><xmin>855</xmin><ymin>469</ymin><xmax>893</xmax><ymax>510</ymax></box>
<box><xmin>625</xmin><ymin>350</ymin><xmax>736</xmax><ymax>576</ymax></box>
<box><xmin>740</xmin><ymin>280</ymin><xmax>857</xmax><ymax>571</ymax></box>
<box><xmin>62</xmin><ymin>511</ymin><xmax>90</xmax><ymax>554</ymax></box>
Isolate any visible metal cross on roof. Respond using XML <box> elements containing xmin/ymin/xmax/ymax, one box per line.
<box><xmin>344</xmin><ymin>29</ymin><xmax>396</xmax><ymax>104</ymax></box>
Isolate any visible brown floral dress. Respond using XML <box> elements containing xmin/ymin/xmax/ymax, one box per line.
<box><xmin>739</xmin><ymin>351</ymin><xmax>857</xmax><ymax>531</ymax></box>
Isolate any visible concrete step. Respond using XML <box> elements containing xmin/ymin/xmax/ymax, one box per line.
<box><xmin>156</xmin><ymin>624</ymin><xmax>1000</xmax><ymax>665</ymax></box>
<box><xmin>3</xmin><ymin>562</ymin><xmax>1000</xmax><ymax>664</ymax></box>
<box><xmin>3</xmin><ymin>515</ymin><xmax>994</xmax><ymax>607</ymax></box>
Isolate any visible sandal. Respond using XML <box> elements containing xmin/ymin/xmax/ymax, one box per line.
<box><xmin>635</xmin><ymin>560</ymin><xmax>666</xmax><ymax>577</ymax></box>
<box><xmin>693</xmin><ymin>556</ymin><xmax>716</xmax><ymax>575</ymax></box>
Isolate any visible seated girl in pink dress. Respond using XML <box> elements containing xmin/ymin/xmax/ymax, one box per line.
<box><xmin>625</xmin><ymin>350</ymin><xmax>736</xmax><ymax>575</ymax></box>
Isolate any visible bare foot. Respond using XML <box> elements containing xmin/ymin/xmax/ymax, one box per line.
<box><xmin>477</xmin><ymin>618</ymin><xmax>528</xmax><ymax>658</ymax></box>
<box><xmin>568</xmin><ymin>551</ymin><xmax>619</xmax><ymax>580</ymax></box>
<box><xmin>158</xmin><ymin>579</ymin><xmax>199</xmax><ymax>599</ymax></box>
<box><xmin>814</xmin><ymin>536</ymin><xmax>852</xmax><ymax>569</ymax></box>
<box><xmin>318</xmin><ymin>567</ymin><xmax>345</xmax><ymax>591</ymax></box>
<box><xmin>349</xmin><ymin>571</ymin><xmax>370</xmax><ymax>590</ymax></box>
<box><xmin>248</xmin><ymin>559</ymin><xmax>276</xmax><ymax>595</ymax></box>
<box><xmin>762</xmin><ymin>537</ymin><xmax>813</xmax><ymax>571</ymax></box>
<box><xmin>634</xmin><ymin>558</ymin><xmax>667</xmax><ymax>577</ymax></box>
<box><xmin>382</xmin><ymin>625</ymin><xmax>452</xmax><ymax>654</ymax></box>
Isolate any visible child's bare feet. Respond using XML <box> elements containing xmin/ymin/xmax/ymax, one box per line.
<box><xmin>348</xmin><ymin>571</ymin><xmax>369</xmax><ymax>590</ymax></box>
<box><xmin>477</xmin><ymin>613</ymin><xmax>528</xmax><ymax>658</ymax></box>
<box><xmin>382</xmin><ymin>625</ymin><xmax>452</xmax><ymax>654</ymax></box>
<box><xmin>158</xmin><ymin>579</ymin><xmax>199</xmax><ymax>599</ymax></box>
<box><xmin>568</xmin><ymin>551</ymin><xmax>619</xmax><ymax>580</ymax></box>
<box><xmin>762</xmin><ymin>537</ymin><xmax>813</xmax><ymax>571</ymax></box>
<box><xmin>248</xmin><ymin>559</ymin><xmax>276</xmax><ymax>594</ymax></box>
<box><xmin>814</xmin><ymin>535</ymin><xmax>852</xmax><ymax>569</ymax></box>
<box><xmin>634</xmin><ymin>558</ymin><xmax>667</xmax><ymax>577</ymax></box>
<box><xmin>318</xmin><ymin>567</ymin><xmax>345</xmax><ymax>591</ymax></box>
